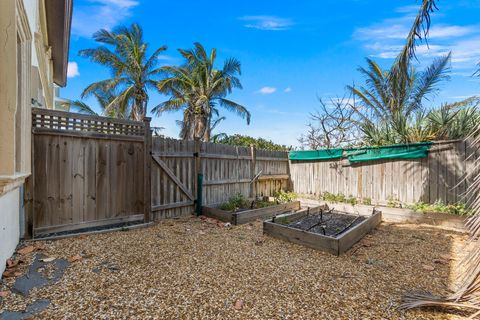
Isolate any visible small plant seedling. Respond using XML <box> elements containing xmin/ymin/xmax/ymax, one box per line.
<box><xmin>275</xmin><ymin>216</ymin><xmax>290</xmax><ymax>225</ymax></box>
<box><xmin>362</xmin><ymin>197</ymin><xmax>372</xmax><ymax>205</ymax></box>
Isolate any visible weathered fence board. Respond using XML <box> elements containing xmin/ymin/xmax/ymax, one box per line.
<box><xmin>27</xmin><ymin>108</ymin><xmax>150</xmax><ymax>237</ymax></box>
<box><xmin>150</xmin><ymin>137</ymin><xmax>291</xmax><ymax>218</ymax></box>
<box><xmin>290</xmin><ymin>140</ymin><xmax>476</xmax><ymax>205</ymax></box>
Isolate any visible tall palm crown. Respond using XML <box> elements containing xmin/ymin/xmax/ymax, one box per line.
<box><xmin>349</xmin><ymin>53</ymin><xmax>451</xmax><ymax>123</ymax></box>
<box><xmin>349</xmin><ymin>53</ymin><xmax>478</xmax><ymax>145</ymax></box>
<box><xmin>153</xmin><ymin>43</ymin><xmax>250</xmax><ymax>141</ymax></box>
<box><xmin>79</xmin><ymin>23</ymin><xmax>167</xmax><ymax>121</ymax></box>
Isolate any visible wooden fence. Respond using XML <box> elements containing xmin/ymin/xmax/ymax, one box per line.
<box><xmin>27</xmin><ymin>108</ymin><xmax>474</xmax><ymax>236</ymax></box>
<box><xmin>26</xmin><ymin>108</ymin><xmax>151</xmax><ymax>237</ymax></box>
<box><xmin>290</xmin><ymin>140</ymin><xmax>478</xmax><ymax>205</ymax></box>
<box><xmin>151</xmin><ymin>137</ymin><xmax>290</xmax><ymax>219</ymax></box>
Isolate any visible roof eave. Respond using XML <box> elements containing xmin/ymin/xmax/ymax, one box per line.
<box><xmin>45</xmin><ymin>0</ymin><xmax>73</xmax><ymax>87</ymax></box>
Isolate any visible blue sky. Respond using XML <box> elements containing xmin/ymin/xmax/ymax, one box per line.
<box><xmin>63</xmin><ymin>0</ymin><xmax>480</xmax><ymax>146</ymax></box>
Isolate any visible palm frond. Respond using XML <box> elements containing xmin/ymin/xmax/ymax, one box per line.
<box><xmin>393</xmin><ymin>0</ymin><xmax>439</xmax><ymax>76</ymax></box>
<box><xmin>218</xmin><ymin>98</ymin><xmax>250</xmax><ymax>124</ymax></box>
<box><xmin>62</xmin><ymin>100</ymin><xmax>98</xmax><ymax>115</ymax></box>
<box><xmin>408</xmin><ymin>52</ymin><xmax>451</xmax><ymax>114</ymax></box>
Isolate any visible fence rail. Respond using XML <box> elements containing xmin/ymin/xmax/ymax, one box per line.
<box><xmin>290</xmin><ymin>140</ymin><xmax>477</xmax><ymax>205</ymax></box>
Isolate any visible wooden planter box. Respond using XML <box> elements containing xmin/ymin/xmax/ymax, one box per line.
<box><xmin>202</xmin><ymin>201</ymin><xmax>301</xmax><ymax>225</ymax></box>
<box><xmin>298</xmin><ymin>199</ymin><xmax>466</xmax><ymax>232</ymax></box>
<box><xmin>263</xmin><ymin>206</ymin><xmax>382</xmax><ymax>256</ymax></box>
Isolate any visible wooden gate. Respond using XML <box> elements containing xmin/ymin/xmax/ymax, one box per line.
<box><xmin>26</xmin><ymin>108</ymin><xmax>151</xmax><ymax>237</ymax></box>
<box><xmin>150</xmin><ymin>137</ymin><xmax>291</xmax><ymax>219</ymax></box>
<box><xmin>151</xmin><ymin>138</ymin><xmax>198</xmax><ymax>219</ymax></box>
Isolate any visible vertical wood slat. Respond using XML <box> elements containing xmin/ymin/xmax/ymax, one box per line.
<box><xmin>143</xmin><ymin>118</ymin><xmax>152</xmax><ymax>222</ymax></box>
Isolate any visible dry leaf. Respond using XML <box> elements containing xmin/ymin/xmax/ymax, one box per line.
<box><xmin>360</xmin><ymin>240</ymin><xmax>373</xmax><ymax>247</ymax></box>
<box><xmin>440</xmin><ymin>254</ymin><xmax>452</xmax><ymax>261</ymax></box>
<box><xmin>41</xmin><ymin>257</ymin><xmax>56</xmax><ymax>262</ymax></box>
<box><xmin>234</xmin><ymin>299</ymin><xmax>244</xmax><ymax>310</ymax></box>
<box><xmin>433</xmin><ymin>258</ymin><xmax>448</xmax><ymax>265</ymax></box>
<box><xmin>67</xmin><ymin>255</ymin><xmax>83</xmax><ymax>263</ymax></box>
<box><xmin>422</xmin><ymin>265</ymin><xmax>435</xmax><ymax>271</ymax></box>
<box><xmin>17</xmin><ymin>246</ymin><xmax>35</xmax><ymax>255</ymax></box>
<box><xmin>0</xmin><ymin>290</ymin><xmax>10</xmax><ymax>297</ymax></box>
<box><xmin>6</xmin><ymin>259</ymin><xmax>18</xmax><ymax>269</ymax></box>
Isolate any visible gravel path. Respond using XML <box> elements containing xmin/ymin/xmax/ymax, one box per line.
<box><xmin>0</xmin><ymin>216</ymin><xmax>469</xmax><ymax>319</ymax></box>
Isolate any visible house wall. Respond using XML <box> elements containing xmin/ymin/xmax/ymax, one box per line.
<box><xmin>0</xmin><ymin>189</ymin><xmax>20</xmax><ymax>274</ymax></box>
<box><xmin>0</xmin><ymin>0</ymin><xmax>59</xmax><ymax>273</ymax></box>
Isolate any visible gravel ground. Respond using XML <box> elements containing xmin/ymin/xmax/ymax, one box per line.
<box><xmin>0</xmin><ymin>216</ymin><xmax>469</xmax><ymax>319</ymax></box>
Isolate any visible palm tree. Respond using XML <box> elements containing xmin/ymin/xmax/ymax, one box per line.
<box><xmin>78</xmin><ymin>23</ymin><xmax>167</xmax><ymax>121</ymax></box>
<box><xmin>349</xmin><ymin>53</ymin><xmax>478</xmax><ymax>144</ymax></box>
<box><xmin>62</xmin><ymin>88</ymin><xmax>131</xmax><ymax>118</ymax></box>
<box><xmin>153</xmin><ymin>43</ymin><xmax>250</xmax><ymax>141</ymax></box>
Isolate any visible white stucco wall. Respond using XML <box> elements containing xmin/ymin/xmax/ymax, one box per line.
<box><xmin>24</xmin><ymin>0</ymin><xmax>39</xmax><ymax>67</ymax></box>
<box><xmin>0</xmin><ymin>189</ymin><xmax>20</xmax><ymax>274</ymax></box>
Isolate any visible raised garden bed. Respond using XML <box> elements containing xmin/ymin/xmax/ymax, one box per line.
<box><xmin>263</xmin><ymin>205</ymin><xmax>382</xmax><ymax>255</ymax></box>
<box><xmin>202</xmin><ymin>201</ymin><xmax>301</xmax><ymax>225</ymax></box>
<box><xmin>298</xmin><ymin>198</ymin><xmax>467</xmax><ymax>232</ymax></box>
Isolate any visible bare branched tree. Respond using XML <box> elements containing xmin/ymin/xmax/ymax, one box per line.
<box><xmin>298</xmin><ymin>92</ymin><xmax>361</xmax><ymax>149</ymax></box>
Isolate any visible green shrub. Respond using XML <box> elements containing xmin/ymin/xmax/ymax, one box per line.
<box><xmin>346</xmin><ymin>195</ymin><xmax>358</xmax><ymax>205</ymax></box>
<box><xmin>387</xmin><ymin>195</ymin><xmax>400</xmax><ymax>208</ymax></box>
<box><xmin>362</xmin><ymin>197</ymin><xmax>372</xmax><ymax>205</ymax></box>
<box><xmin>254</xmin><ymin>200</ymin><xmax>273</xmax><ymax>208</ymax></box>
<box><xmin>407</xmin><ymin>200</ymin><xmax>470</xmax><ymax>216</ymax></box>
<box><xmin>274</xmin><ymin>190</ymin><xmax>297</xmax><ymax>204</ymax></box>
<box><xmin>219</xmin><ymin>193</ymin><xmax>249</xmax><ymax>211</ymax></box>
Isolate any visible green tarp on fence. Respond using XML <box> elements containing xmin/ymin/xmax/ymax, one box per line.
<box><xmin>289</xmin><ymin>149</ymin><xmax>343</xmax><ymax>161</ymax></box>
<box><xmin>289</xmin><ymin>142</ymin><xmax>433</xmax><ymax>163</ymax></box>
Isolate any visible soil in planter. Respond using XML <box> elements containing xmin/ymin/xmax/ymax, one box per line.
<box><xmin>221</xmin><ymin>200</ymin><xmax>276</xmax><ymax>212</ymax></box>
<box><xmin>287</xmin><ymin>211</ymin><xmax>366</xmax><ymax>237</ymax></box>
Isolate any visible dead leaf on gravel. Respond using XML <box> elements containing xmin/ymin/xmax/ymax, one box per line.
<box><xmin>6</xmin><ymin>259</ymin><xmax>18</xmax><ymax>269</ymax></box>
<box><xmin>234</xmin><ymin>299</ymin><xmax>244</xmax><ymax>310</ymax></box>
<box><xmin>41</xmin><ymin>257</ymin><xmax>56</xmax><ymax>262</ymax></box>
<box><xmin>422</xmin><ymin>265</ymin><xmax>435</xmax><ymax>271</ymax></box>
<box><xmin>433</xmin><ymin>258</ymin><xmax>448</xmax><ymax>265</ymax></box>
<box><xmin>2</xmin><ymin>270</ymin><xmax>21</xmax><ymax>278</ymax></box>
<box><xmin>360</xmin><ymin>239</ymin><xmax>373</xmax><ymax>247</ymax></box>
<box><xmin>0</xmin><ymin>290</ymin><xmax>10</xmax><ymax>297</ymax></box>
<box><xmin>17</xmin><ymin>246</ymin><xmax>35</xmax><ymax>255</ymax></box>
<box><xmin>67</xmin><ymin>255</ymin><xmax>83</xmax><ymax>263</ymax></box>
<box><xmin>34</xmin><ymin>244</ymin><xmax>46</xmax><ymax>250</ymax></box>
<box><xmin>440</xmin><ymin>254</ymin><xmax>453</xmax><ymax>261</ymax></box>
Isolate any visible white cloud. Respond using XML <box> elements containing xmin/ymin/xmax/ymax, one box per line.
<box><xmin>67</xmin><ymin>62</ymin><xmax>80</xmax><ymax>78</ymax></box>
<box><xmin>284</xmin><ymin>87</ymin><xmax>292</xmax><ymax>93</ymax></box>
<box><xmin>239</xmin><ymin>16</ymin><xmax>293</xmax><ymax>31</ymax></box>
<box><xmin>355</xmin><ymin>24</ymin><xmax>476</xmax><ymax>42</ymax></box>
<box><xmin>257</xmin><ymin>86</ymin><xmax>277</xmax><ymax>94</ymax></box>
<box><xmin>353</xmin><ymin>7</ymin><xmax>480</xmax><ymax>72</ymax></box>
<box><xmin>72</xmin><ymin>0</ymin><xmax>139</xmax><ymax>37</ymax></box>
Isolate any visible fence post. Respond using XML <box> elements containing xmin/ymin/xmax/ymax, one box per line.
<box><xmin>250</xmin><ymin>144</ymin><xmax>257</xmax><ymax>199</ymax></box>
<box><xmin>194</xmin><ymin>138</ymin><xmax>203</xmax><ymax>216</ymax></box>
<box><xmin>143</xmin><ymin>117</ymin><xmax>152</xmax><ymax>222</ymax></box>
